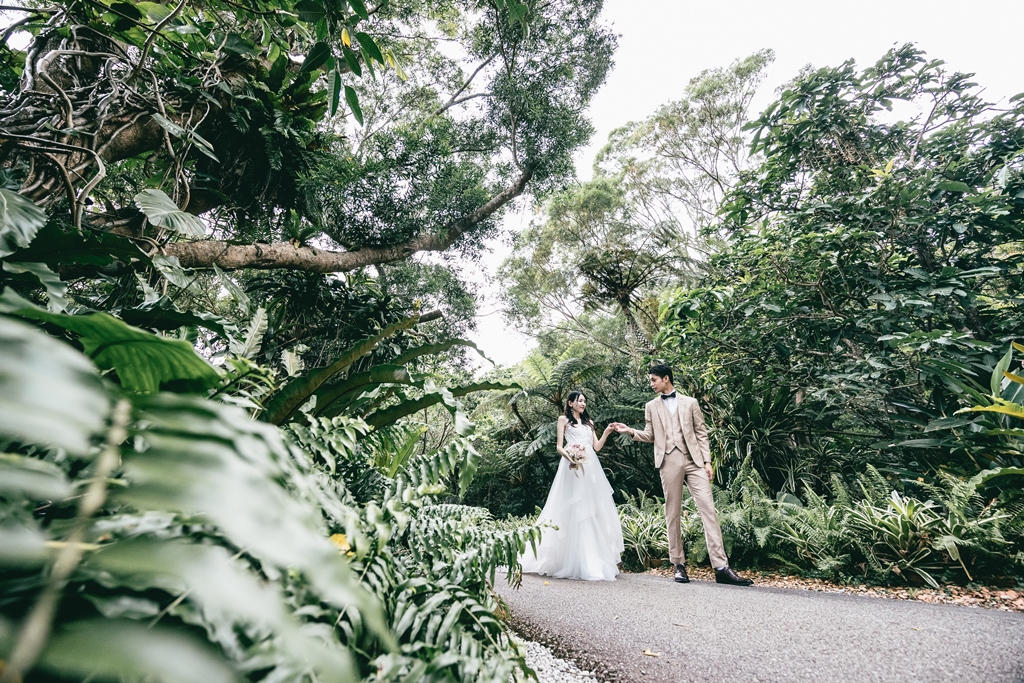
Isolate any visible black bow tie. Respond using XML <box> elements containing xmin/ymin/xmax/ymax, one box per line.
<box><xmin>661</xmin><ymin>392</ymin><xmax>677</xmax><ymax>400</ymax></box>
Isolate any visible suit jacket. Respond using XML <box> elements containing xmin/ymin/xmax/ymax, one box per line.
<box><xmin>632</xmin><ymin>394</ymin><xmax>711</xmax><ymax>469</ymax></box>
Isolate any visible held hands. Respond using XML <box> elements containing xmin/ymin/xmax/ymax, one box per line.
<box><xmin>609</xmin><ymin>422</ymin><xmax>632</xmax><ymax>434</ymax></box>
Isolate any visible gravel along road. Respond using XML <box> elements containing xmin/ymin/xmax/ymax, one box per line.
<box><xmin>495</xmin><ymin>572</ymin><xmax>1024</xmax><ymax>683</ymax></box>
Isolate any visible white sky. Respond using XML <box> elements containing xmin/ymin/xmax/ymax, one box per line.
<box><xmin>468</xmin><ymin>0</ymin><xmax>1024</xmax><ymax>370</ymax></box>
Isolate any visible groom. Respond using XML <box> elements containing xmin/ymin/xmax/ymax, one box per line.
<box><xmin>613</xmin><ymin>364</ymin><xmax>753</xmax><ymax>586</ymax></box>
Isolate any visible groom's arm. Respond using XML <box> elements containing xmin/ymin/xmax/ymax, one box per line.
<box><xmin>690</xmin><ymin>399</ymin><xmax>712</xmax><ymax>463</ymax></box>
<box><xmin>631</xmin><ymin>403</ymin><xmax>655</xmax><ymax>443</ymax></box>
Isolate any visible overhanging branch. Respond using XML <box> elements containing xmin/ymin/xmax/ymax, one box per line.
<box><xmin>165</xmin><ymin>165</ymin><xmax>536</xmax><ymax>272</ymax></box>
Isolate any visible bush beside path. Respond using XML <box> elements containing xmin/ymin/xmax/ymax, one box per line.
<box><xmin>496</xmin><ymin>572</ymin><xmax>1024</xmax><ymax>683</ymax></box>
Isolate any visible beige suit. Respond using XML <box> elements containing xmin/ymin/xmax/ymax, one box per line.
<box><xmin>633</xmin><ymin>394</ymin><xmax>728</xmax><ymax>567</ymax></box>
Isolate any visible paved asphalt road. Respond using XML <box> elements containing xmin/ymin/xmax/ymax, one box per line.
<box><xmin>495</xmin><ymin>572</ymin><xmax>1024</xmax><ymax>683</ymax></box>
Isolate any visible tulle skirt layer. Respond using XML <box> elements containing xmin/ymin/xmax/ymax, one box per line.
<box><xmin>520</xmin><ymin>454</ymin><xmax>624</xmax><ymax>581</ymax></box>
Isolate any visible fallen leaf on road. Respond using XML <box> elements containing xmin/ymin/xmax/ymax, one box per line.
<box><xmin>642</xmin><ymin>650</ymin><xmax>661</xmax><ymax>657</ymax></box>
<box><xmin>543</xmin><ymin>581</ymin><xmax>550</xmax><ymax>586</ymax></box>
<box><xmin>909</xmin><ymin>627</ymin><xmax>921</xmax><ymax>631</ymax></box>
<box><xmin>673</xmin><ymin>623</ymin><xmax>688</xmax><ymax>627</ymax></box>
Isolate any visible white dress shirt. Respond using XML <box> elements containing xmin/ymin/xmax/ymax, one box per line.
<box><xmin>661</xmin><ymin>392</ymin><xmax>678</xmax><ymax>415</ymax></box>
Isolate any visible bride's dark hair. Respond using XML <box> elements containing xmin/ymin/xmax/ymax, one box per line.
<box><xmin>564</xmin><ymin>391</ymin><xmax>595</xmax><ymax>429</ymax></box>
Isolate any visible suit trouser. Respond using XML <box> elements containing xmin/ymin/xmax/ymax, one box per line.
<box><xmin>659</xmin><ymin>446</ymin><xmax>728</xmax><ymax>567</ymax></box>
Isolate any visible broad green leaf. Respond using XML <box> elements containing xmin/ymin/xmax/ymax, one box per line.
<box><xmin>349</xmin><ymin>0</ymin><xmax>369</xmax><ymax>20</ymax></box>
<box><xmin>38</xmin><ymin>620</ymin><xmax>238</xmax><ymax>683</ymax></box>
<box><xmin>355</xmin><ymin>32</ymin><xmax>383</xmax><ymax>63</ymax></box>
<box><xmin>776</xmin><ymin>492</ymin><xmax>803</xmax><ymax>507</ymax></box>
<box><xmin>959</xmin><ymin>399</ymin><xmax>1024</xmax><ymax>420</ymax></box>
<box><xmin>119</xmin><ymin>296</ymin><xmax>236</xmax><ymax>339</ymax></box>
<box><xmin>992</xmin><ymin>346</ymin><xmax>1013</xmax><ymax>396</ymax></box>
<box><xmin>2</xmin><ymin>221</ymin><xmax>147</xmax><ymax>269</ymax></box>
<box><xmin>2</xmin><ymin>260</ymin><xmax>66</xmax><ymax>312</ymax></box>
<box><xmin>936</xmin><ymin>180</ymin><xmax>972</xmax><ymax>193</ymax></box>
<box><xmin>923</xmin><ymin>415</ymin><xmax>979</xmax><ymax>432</ymax></box>
<box><xmin>314</xmin><ymin>364</ymin><xmax>415</xmax><ymax>417</ymax></box>
<box><xmin>152</xmin><ymin>254</ymin><xmax>194</xmax><ymax>289</ymax></box>
<box><xmin>301</xmin><ymin>41</ymin><xmax>331</xmax><ymax>72</ymax></box>
<box><xmin>345</xmin><ymin>85</ymin><xmax>363</xmax><ymax>125</ymax></box>
<box><xmin>109</xmin><ymin>2</ymin><xmax>142</xmax><ymax>19</ymax></box>
<box><xmin>386</xmin><ymin>427</ymin><xmax>425</xmax><ymax>477</ymax></box>
<box><xmin>342</xmin><ymin>47</ymin><xmax>362</xmax><ymax>76</ymax></box>
<box><xmin>0</xmin><ymin>187</ymin><xmax>46</xmax><ymax>258</ymax></box>
<box><xmin>384</xmin><ymin>48</ymin><xmax>408</xmax><ymax>80</ymax></box>
<box><xmin>0</xmin><ymin>313</ymin><xmax>109</xmax><ymax>455</ymax></box>
<box><xmin>295</xmin><ymin>0</ymin><xmax>326</xmax><ymax>22</ymax></box>
<box><xmin>134</xmin><ymin>189</ymin><xmax>207</xmax><ymax>237</ymax></box>
<box><xmin>967</xmin><ymin>466</ymin><xmax>1024</xmax><ymax>492</ymax></box>
<box><xmin>328</xmin><ymin>67</ymin><xmax>343</xmax><ymax>116</ymax></box>
<box><xmin>9</xmin><ymin>306</ymin><xmax>220</xmax><ymax>393</ymax></box>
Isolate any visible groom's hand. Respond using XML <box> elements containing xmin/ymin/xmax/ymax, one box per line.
<box><xmin>704</xmin><ymin>463</ymin><xmax>713</xmax><ymax>479</ymax></box>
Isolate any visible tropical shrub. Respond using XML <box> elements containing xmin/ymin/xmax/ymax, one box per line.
<box><xmin>655</xmin><ymin>45</ymin><xmax>1024</xmax><ymax>488</ymax></box>
<box><xmin>0</xmin><ymin>300</ymin><xmax>543</xmax><ymax>682</ymax></box>
<box><xmin>617</xmin><ymin>491</ymin><xmax>670</xmax><ymax>571</ymax></box>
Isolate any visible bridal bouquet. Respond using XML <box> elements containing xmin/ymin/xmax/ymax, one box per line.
<box><xmin>565</xmin><ymin>443</ymin><xmax>589</xmax><ymax>476</ymax></box>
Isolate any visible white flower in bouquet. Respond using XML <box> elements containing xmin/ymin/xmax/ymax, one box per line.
<box><xmin>564</xmin><ymin>443</ymin><xmax>589</xmax><ymax>476</ymax></box>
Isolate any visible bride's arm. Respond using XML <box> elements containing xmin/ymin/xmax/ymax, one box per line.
<box><xmin>593</xmin><ymin>423</ymin><xmax>614</xmax><ymax>451</ymax></box>
<box><xmin>556</xmin><ymin>415</ymin><xmax>569</xmax><ymax>460</ymax></box>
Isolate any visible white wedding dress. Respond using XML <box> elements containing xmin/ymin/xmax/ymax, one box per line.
<box><xmin>520</xmin><ymin>421</ymin><xmax>624</xmax><ymax>581</ymax></box>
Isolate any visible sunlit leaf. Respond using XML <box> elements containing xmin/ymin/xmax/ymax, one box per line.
<box><xmin>134</xmin><ymin>189</ymin><xmax>207</xmax><ymax>237</ymax></box>
<box><xmin>8</xmin><ymin>305</ymin><xmax>220</xmax><ymax>393</ymax></box>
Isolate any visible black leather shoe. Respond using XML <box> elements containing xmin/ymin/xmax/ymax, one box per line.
<box><xmin>673</xmin><ymin>564</ymin><xmax>690</xmax><ymax>583</ymax></box>
<box><xmin>715</xmin><ymin>566</ymin><xmax>753</xmax><ymax>586</ymax></box>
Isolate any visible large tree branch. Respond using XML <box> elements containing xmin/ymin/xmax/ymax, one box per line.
<box><xmin>165</xmin><ymin>165</ymin><xmax>536</xmax><ymax>272</ymax></box>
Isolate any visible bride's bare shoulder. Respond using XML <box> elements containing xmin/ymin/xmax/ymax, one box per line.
<box><xmin>556</xmin><ymin>415</ymin><xmax>568</xmax><ymax>424</ymax></box>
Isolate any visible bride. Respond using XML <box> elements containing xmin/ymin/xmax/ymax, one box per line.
<box><xmin>521</xmin><ymin>391</ymin><xmax>625</xmax><ymax>581</ymax></box>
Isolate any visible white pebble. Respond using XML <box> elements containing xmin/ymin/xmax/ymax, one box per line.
<box><xmin>511</xmin><ymin>639</ymin><xmax>601</xmax><ymax>683</ymax></box>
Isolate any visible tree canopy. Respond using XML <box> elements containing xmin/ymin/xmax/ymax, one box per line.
<box><xmin>1</xmin><ymin>0</ymin><xmax>614</xmax><ymax>278</ymax></box>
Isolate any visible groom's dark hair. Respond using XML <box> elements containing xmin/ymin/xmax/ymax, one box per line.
<box><xmin>649</xmin><ymin>364</ymin><xmax>673</xmax><ymax>383</ymax></box>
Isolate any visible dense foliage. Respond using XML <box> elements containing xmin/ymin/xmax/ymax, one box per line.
<box><xmin>486</xmin><ymin>45</ymin><xmax>1024</xmax><ymax>587</ymax></box>
<box><xmin>3</xmin><ymin>8</ymin><xmax>1024</xmax><ymax>681</ymax></box>
<box><xmin>0</xmin><ymin>1</ymin><xmax>619</xmax><ymax>680</ymax></box>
